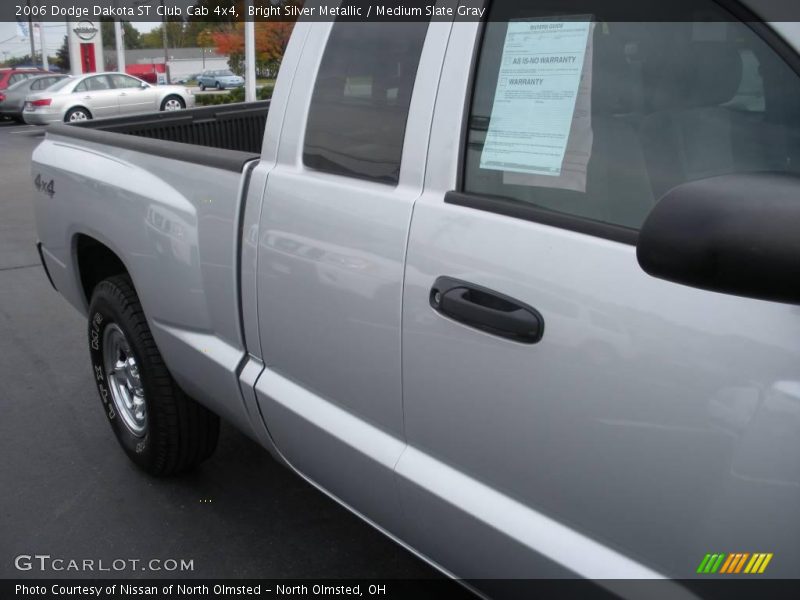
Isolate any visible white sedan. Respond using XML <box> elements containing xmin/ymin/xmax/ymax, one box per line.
<box><xmin>23</xmin><ymin>72</ymin><xmax>195</xmax><ymax>125</ymax></box>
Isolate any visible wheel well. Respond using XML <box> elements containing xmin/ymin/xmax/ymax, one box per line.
<box><xmin>66</xmin><ymin>106</ymin><xmax>92</xmax><ymax>119</ymax></box>
<box><xmin>76</xmin><ymin>235</ymin><xmax>128</xmax><ymax>304</ymax></box>
<box><xmin>162</xmin><ymin>94</ymin><xmax>184</xmax><ymax>106</ymax></box>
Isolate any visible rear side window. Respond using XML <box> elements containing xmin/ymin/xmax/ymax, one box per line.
<box><xmin>30</xmin><ymin>77</ymin><xmax>59</xmax><ymax>91</ymax></box>
<box><xmin>47</xmin><ymin>78</ymin><xmax>74</xmax><ymax>92</ymax></box>
<box><xmin>303</xmin><ymin>21</ymin><xmax>429</xmax><ymax>184</ymax></box>
<box><xmin>461</xmin><ymin>0</ymin><xmax>800</xmax><ymax>232</ymax></box>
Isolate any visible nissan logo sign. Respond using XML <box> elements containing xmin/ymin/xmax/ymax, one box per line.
<box><xmin>73</xmin><ymin>21</ymin><xmax>98</xmax><ymax>41</ymax></box>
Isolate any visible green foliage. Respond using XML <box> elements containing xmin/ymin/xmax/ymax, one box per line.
<box><xmin>195</xmin><ymin>93</ymin><xmax>228</xmax><ymax>106</ymax></box>
<box><xmin>226</xmin><ymin>52</ymin><xmax>244</xmax><ymax>76</ymax></box>
<box><xmin>140</xmin><ymin>21</ymin><xmax>223</xmax><ymax>50</ymax></box>
<box><xmin>228</xmin><ymin>87</ymin><xmax>245</xmax><ymax>102</ymax></box>
<box><xmin>100</xmin><ymin>20</ymin><xmax>143</xmax><ymax>50</ymax></box>
<box><xmin>54</xmin><ymin>36</ymin><xmax>70</xmax><ymax>71</ymax></box>
<box><xmin>3</xmin><ymin>54</ymin><xmax>34</xmax><ymax>68</ymax></box>
<box><xmin>2</xmin><ymin>53</ymin><xmax>56</xmax><ymax>69</ymax></box>
<box><xmin>194</xmin><ymin>85</ymin><xmax>272</xmax><ymax>106</ymax></box>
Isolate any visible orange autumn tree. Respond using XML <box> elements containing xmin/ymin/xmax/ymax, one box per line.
<box><xmin>211</xmin><ymin>21</ymin><xmax>295</xmax><ymax>77</ymax></box>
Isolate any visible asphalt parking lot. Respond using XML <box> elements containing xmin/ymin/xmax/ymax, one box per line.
<box><xmin>0</xmin><ymin>119</ymin><xmax>444</xmax><ymax>581</ymax></box>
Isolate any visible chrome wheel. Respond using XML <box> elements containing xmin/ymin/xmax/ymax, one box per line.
<box><xmin>68</xmin><ymin>110</ymin><xmax>88</xmax><ymax>122</ymax></box>
<box><xmin>102</xmin><ymin>324</ymin><xmax>147</xmax><ymax>437</ymax></box>
<box><xmin>163</xmin><ymin>98</ymin><xmax>183</xmax><ymax>111</ymax></box>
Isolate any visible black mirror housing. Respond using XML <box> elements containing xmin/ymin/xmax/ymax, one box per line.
<box><xmin>637</xmin><ymin>173</ymin><xmax>800</xmax><ymax>304</ymax></box>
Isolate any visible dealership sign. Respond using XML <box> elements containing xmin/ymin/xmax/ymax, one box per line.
<box><xmin>73</xmin><ymin>21</ymin><xmax>98</xmax><ymax>41</ymax></box>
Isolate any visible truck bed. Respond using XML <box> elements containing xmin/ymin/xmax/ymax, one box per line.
<box><xmin>46</xmin><ymin>101</ymin><xmax>269</xmax><ymax>172</ymax></box>
<box><xmin>34</xmin><ymin>100</ymin><xmax>268</xmax><ymax>431</ymax></box>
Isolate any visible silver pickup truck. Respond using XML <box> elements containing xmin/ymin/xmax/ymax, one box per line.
<box><xmin>31</xmin><ymin>0</ymin><xmax>800</xmax><ymax>589</ymax></box>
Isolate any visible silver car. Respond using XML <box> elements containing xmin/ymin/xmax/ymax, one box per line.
<box><xmin>0</xmin><ymin>74</ymin><xmax>68</xmax><ymax>122</ymax></box>
<box><xmin>23</xmin><ymin>72</ymin><xmax>195</xmax><ymax>125</ymax></box>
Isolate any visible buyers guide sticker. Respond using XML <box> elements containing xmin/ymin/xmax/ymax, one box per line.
<box><xmin>480</xmin><ymin>18</ymin><xmax>593</xmax><ymax>183</ymax></box>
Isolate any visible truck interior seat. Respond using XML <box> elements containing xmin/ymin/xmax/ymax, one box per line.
<box><xmin>638</xmin><ymin>42</ymin><xmax>775</xmax><ymax>200</ymax></box>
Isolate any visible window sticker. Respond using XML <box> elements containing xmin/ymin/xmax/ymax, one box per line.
<box><xmin>480</xmin><ymin>19</ymin><xmax>594</xmax><ymax>187</ymax></box>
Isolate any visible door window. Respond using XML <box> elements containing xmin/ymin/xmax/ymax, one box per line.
<box><xmin>303</xmin><ymin>21</ymin><xmax>429</xmax><ymax>184</ymax></box>
<box><xmin>75</xmin><ymin>76</ymin><xmax>113</xmax><ymax>92</ymax></box>
<box><xmin>461</xmin><ymin>1</ymin><xmax>800</xmax><ymax>231</ymax></box>
<box><xmin>110</xmin><ymin>75</ymin><xmax>143</xmax><ymax>89</ymax></box>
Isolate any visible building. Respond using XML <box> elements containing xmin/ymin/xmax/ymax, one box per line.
<box><xmin>104</xmin><ymin>47</ymin><xmax>230</xmax><ymax>83</ymax></box>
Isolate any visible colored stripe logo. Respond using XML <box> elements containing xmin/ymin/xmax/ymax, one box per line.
<box><xmin>696</xmin><ymin>553</ymin><xmax>773</xmax><ymax>574</ymax></box>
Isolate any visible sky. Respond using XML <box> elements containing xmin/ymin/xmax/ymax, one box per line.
<box><xmin>0</xmin><ymin>21</ymin><xmax>160</xmax><ymax>61</ymax></box>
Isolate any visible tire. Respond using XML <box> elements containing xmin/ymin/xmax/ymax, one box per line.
<box><xmin>88</xmin><ymin>275</ymin><xmax>219</xmax><ymax>476</ymax></box>
<box><xmin>65</xmin><ymin>107</ymin><xmax>91</xmax><ymax>123</ymax></box>
<box><xmin>160</xmin><ymin>95</ymin><xmax>185</xmax><ymax>111</ymax></box>
<box><xmin>199</xmin><ymin>83</ymin><xmax>205</xmax><ymax>91</ymax></box>
<box><xmin>215</xmin><ymin>82</ymin><xmax>223</xmax><ymax>90</ymax></box>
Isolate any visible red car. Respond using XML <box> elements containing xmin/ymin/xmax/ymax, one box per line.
<box><xmin>0</xmin><ymin>68</ymin><xmax>48</xmax><ymax>91</ymax></box>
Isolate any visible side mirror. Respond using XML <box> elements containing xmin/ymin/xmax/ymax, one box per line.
<box><xmin>637</xmin><ymin>173</ymin><xmax>800</xmax><ymax>304</ymax></box>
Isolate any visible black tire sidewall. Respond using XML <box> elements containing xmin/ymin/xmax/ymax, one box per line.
<box><xmin>88</xmin><ymin>283</ymin><xmax>157</xmax><ymax>470</ymax></box>
<box><xmin>65</xmin><ymin>108</ymin><xmax>89</xmax><ymax>122</ymax></box>
<box><xmin>161</xmin><ymin>95</ymin><xmax>185</xmax><ymax>111</ymax></box>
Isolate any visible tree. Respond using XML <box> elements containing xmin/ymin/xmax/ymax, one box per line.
<box><xmin>3</xmin><ymin>52</ymin><xmax>56</xmax><ymax>69</ymax></box>
<box><xmin>212</xmin><ymin>21</ymin><xmax>294</xmax><ymax>76</ymax></box>
<box><xmin>5</xmin><ymin>54</ymin><xmax>34</xmax><ymax>68</ymax></box>
<box><xmin>197</xmin><ymin>28</ymin><xmax>215</xmax><ymax>51</ymax></box>
<box><xmin>54</xmin><ymin>36</ymin><xmax>70</xmax><ymax>71</ymax></box>
<box><xmin>140</xmin><ymin>21</ymin><xmax>214</xmax><ymax>49</ymax></box>
<box><xmin>100</xmin><ymin>20</ymin><xmax>143</xmax><ymax>50</ymax></box>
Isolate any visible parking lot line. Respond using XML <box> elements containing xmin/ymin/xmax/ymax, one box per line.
<box><xmin>9</xmin><ymin>128</ymin><xmax>43</xmax><ymax>135</ymax></box>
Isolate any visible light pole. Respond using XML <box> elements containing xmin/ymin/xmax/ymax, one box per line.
<box><xmin>115</xmin><ymin>1</ymin><xmax>126</xmax><ymax>73</ymax></box>
<box><xmin>26</xmin><ymin>0</ymin><xmax>36</xmax><ymax>65</ymax></box>
<box><xmin>115</xmin><ymin>21</ymin><xmax>126</xmax><ymax>73</ymax></box>
<box><xmin>245</xmin><ymin>0</ymin><xmax>256</xmax><ymax>102</ymax></box>
<box><xmin>160</xmin><ymin>0</ymin><xmax>170</xmax><ymax>83</ymax></box>
<box><xmin>38</xmin><ymin>20</ymin><xmax>48</xmax><ymax>70</ymax></box>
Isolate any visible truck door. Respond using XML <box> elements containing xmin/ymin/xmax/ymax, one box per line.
<box><xmin>397</xmin><ymin>0</ymin><xmax>800</xmax><ymax>582</ymax></box>
<box><xmin>253</xmin><ymin>18</ymin><xmax>452</xmax><ymax>537</ymax></box>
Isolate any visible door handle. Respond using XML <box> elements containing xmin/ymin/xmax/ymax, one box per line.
<box><xmin>430</xmin><ymin>277</ymin><xmax>544</xmax><ymax>344</ymax></box>
<box><xmin>83</xmin><ymin>96</ymin><xmax>92</xmax><ymax>100</ymax></box>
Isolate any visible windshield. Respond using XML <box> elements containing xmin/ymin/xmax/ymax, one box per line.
<box><xmin>219</xmin><ymin>70</ymin><xmax>235</xmax><ymax>77</ymax></box>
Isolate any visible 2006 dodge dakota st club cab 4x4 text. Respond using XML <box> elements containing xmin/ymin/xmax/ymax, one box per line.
<box><xmin>31</xmin><ymin>0</ymin><xmax>800</xmax><ymax>589</ymax></box>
